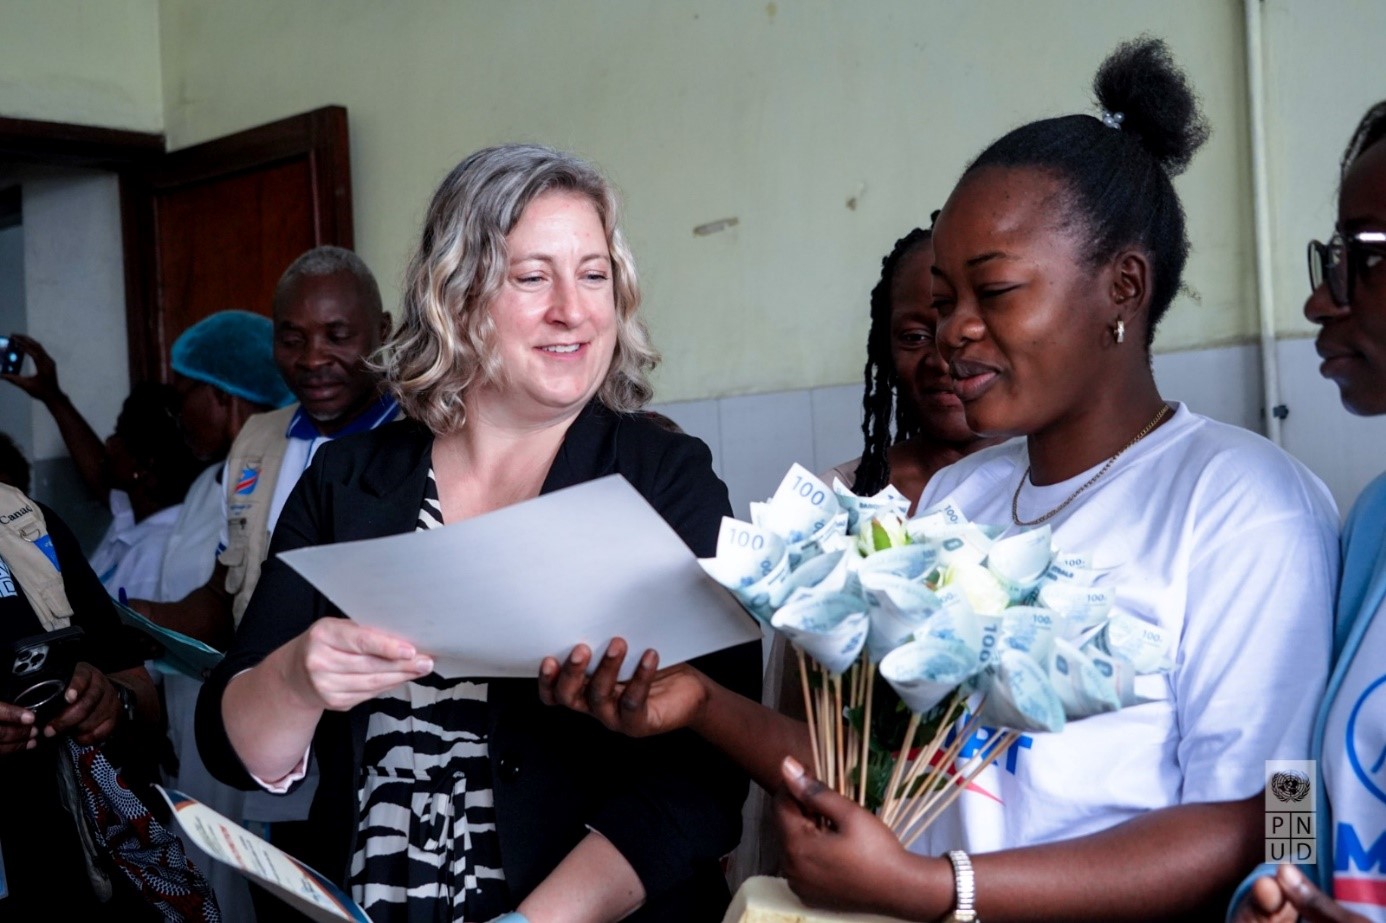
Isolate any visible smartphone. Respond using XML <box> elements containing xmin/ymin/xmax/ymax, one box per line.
<box><xmin>0</xmin><ymin>336</ymin><xmax>23</xmax><ymax>376</ymax></box>
<box><xmin>0</xmin><ymin>626</ymin><xmax>85</xmax><ymax>725</ymax></box>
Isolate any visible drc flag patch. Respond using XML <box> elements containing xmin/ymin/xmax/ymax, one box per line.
<box><xmin>33</xmin><ymin>534</ymin><xmax>60</xmax><ymax>571</ymax></box>
<box><xmin>236</xmin><ymin>467</ymin><xmax>260</xmax><ymax>496</ymax></box>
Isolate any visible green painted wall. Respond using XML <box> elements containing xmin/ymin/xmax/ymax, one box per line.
<box><xmin>0</xmin><ymin>0</ymin><xmax>163</xmax><ymax>132</ymax></box>
<box><xmin>7</xmin><ymin>1</ymin><xmax>1375</xmax><ymax>402</ymax></box>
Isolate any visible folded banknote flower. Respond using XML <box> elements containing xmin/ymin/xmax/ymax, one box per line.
<box><xmin>698</xmin><ymin>463</ymin><xmax>1173</xmax><ymax>845</ymax></box>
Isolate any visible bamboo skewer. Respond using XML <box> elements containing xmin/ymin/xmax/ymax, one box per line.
<box><xmin>794</xmin><ymin>643</ymin><xmax>1025</xmax><ymax>844</ymax></box>
<box><xmin>901</xmin><ymin>729</ymin><xmax>1021</xmax><ymax>849</ymax></box>
<box><xmin>902</xmin><ymin>725</ymin><xmax>1012</xmax><ymax>832</ymax></box>
<box><xmin>837</xmin><ymin>662</ymin><xmax>848</xmax><ymax>792</ymax></box>
<box><xmin>797</xmin><ymin>649</ymin><xmax>823</xmax><ymax>781</ymax></box>
<box><xmin>894</xmin><ymin>720</ymin><xmax>1012</xmax><ymax>840</ymax></box>
<box><xmin>877</xmin><ymin>710</ymin><xmax>921</xmax><ymax>825</ymax></box>
<box><xmin>821</xmin><ymin>671</ymin><xmax>836</xmax><ymax>791</ymax></box>
<box><xmin>829</xmin><ymin>675</ymin><xmax>839</xmax><ymax>792</ymax></box>
<box><xmin>890</xmin><ymin>703</ymin><xmax>988</xmax><ymax>837</ymax></box>
<box><xmin>926</xmin><ymin>729</ymin><xmax>1019</xmax><ymax>826</ymax></box>
<box><xmin>811</xmin><ymin>679</ymin><xmax>820</xmax><ymax>784</ymax></box>
<box><xmin>890</xmin><ymin>707</ymin><xmax>984</xmax><ymax>834</ymax></box>
<box><xmin>882</xmin><ymin>695</ymin><xmax>954</xmax><ymax>827</ymax></box>
<box><xmin>841</xmin><ymin>664</ymin><xmax>856</xmax><ymax>797</ymax></box>
<box><xmin>883</xmin><ymin>692</ymin><xmax>968</xmax><ymax>826</ymax></box>
<box><xmin>857</xmin><ymin>660</ymin><xmax>875</xmax><ymax>805</ymax></box>
<box><xmin>838</xmin><ymin>659</ymin><xmax>867</xmax><ymax>799</ymax></box>
<box><xmin>834</xmin><ymin>673</ymin><xmax>847</xmax><ymax>796</ymax></box>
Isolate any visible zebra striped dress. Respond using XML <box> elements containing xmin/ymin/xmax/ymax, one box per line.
<box><xmin>348</xmin><ymin>469</ymin><xmax>511</xmax><ymax>921</ymax></box>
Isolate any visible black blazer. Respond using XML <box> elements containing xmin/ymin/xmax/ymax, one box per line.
<box><xmin>196</xmin><ymin>402</ymin><xmax>762</xmax><ymax>921</ymax></box>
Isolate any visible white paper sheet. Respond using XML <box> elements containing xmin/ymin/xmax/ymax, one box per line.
<box><xmin>279</xmin><ymin>475</ymin><xmax>761</xmax><ymax>679</ymax></box>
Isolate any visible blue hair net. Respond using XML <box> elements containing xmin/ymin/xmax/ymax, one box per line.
<box><xmin>170</xmin><ymin>311</ymin><xmax>293</xmax><ymax>409</ymax></box>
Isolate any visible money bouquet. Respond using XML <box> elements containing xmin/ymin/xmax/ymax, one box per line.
<box><xmin>699</xmin><ymin>464</ymin><xmax>1170</xmax><ymax>846</ymax></box>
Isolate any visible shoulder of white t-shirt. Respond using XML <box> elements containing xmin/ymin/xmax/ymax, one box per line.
<box><xmin>917</xmin><ymin>437</ymin><xmax>1025</xmax><ymax>512</ymax></box>
<box><xmin>1156</xmin><ymin>407</ymin><xmax>1338</xmax><ymax>523</ymax></box>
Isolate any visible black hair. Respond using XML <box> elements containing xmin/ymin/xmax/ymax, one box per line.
<box><xmin>1342</xmin><ymin>101</ymin><xmax>1386</xmax><ymax>175</ymax></box>
<box><xmin>854</xmin><ymin>225</ymin><xmax>934</xmax><ymax>496</ymax></box>
<box><xmin>0</xmin><ymin>432</ymin><xmax>30</xmax><ymax>494</ymax></box>
<box><xmin>962</xmin><ymin>37</ymin><xmax>1210</xmax><ymax>349</ymax></box>
<box><xmin>115</xmin><ymin>382</ymin><xmax>204</xmax><ymax>507</ymax></box>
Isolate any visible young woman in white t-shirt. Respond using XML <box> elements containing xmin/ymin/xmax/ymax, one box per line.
<box><xmin>1232</xmin><ymin>102</ymin><xmax>1386</xmax><ymax>923</ymax></box>
<box><xmin>542</xmin><ymin>39</ymin><xmax>1339</xmax><ymax>921</ymax></box>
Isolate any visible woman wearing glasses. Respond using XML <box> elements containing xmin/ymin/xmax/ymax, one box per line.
<box><xmin>1232</xmin><ymin>103</ymin><xmax>1386</xmax><ymax>923</ymax></box>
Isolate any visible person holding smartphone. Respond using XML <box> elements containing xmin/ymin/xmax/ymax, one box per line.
<box><xmin>0</xmin><ymin>487</ymin><xmax>162</xmax><ymax>916</ymax></box>
<box><xmin>1</xmin><ymin>338</ymin><xmax>204</xmax><ymax>600</ymax></box>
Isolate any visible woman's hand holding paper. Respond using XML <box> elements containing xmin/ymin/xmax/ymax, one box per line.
<box><xmin>538</xmin><ymin>638</ymin><xmax>710</xmax><ymax>739</ymax></box>
<box><xmin>224</xmin><ymin>620</ymin><xmax>435</xmax><ymax>785</ymax></box>
<box><xmin>284</xmin><ymin>618</ymin><xmax>435</xmax><ymax>713</ymax></box>
<box><xmin>541</xmin><ymin>638</ymin><xmax>817</xmax><ymax>795</ymax></box>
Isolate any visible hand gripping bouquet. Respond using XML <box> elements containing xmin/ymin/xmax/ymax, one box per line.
<box><xmin>700</xmin><ymin>464</ymin><xmax>1171</xmax><ymax>847</ymax></box>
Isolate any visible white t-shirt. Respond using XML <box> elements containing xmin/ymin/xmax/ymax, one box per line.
<box><xmin>913</xmin><ymin>403</ymin><xmax>1339</xmax><ymax>856</ymax></box>
<box><xmin>88</xmin><ymin>489</ymin><xmax>183</xmax><ymax>602</ymax></box>
<box><xmin>156</xmin><ymin>463</ymin><xmax>222</xmax><ymax>603</ymax></box>
<box><xmin>1323</xmin><ymin>598</ymin><xmax>1386</xmax><ymax>919</ymax></box>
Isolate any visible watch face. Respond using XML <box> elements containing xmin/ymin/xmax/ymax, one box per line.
<box><xmin>116</xmin><ymin>683</ymin><xmax>136</xmax><ymax>721</ymax></box>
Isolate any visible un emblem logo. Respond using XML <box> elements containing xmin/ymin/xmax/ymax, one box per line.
<box><xmin>1348</xmin><ymin>674</ymin><xmax>1386</xmax><ymax>804</ymax></box>
<box><xmin>1269</xmin><ymin>770</ymin><xmax>1312</xmax><ymax>803</ymax></box>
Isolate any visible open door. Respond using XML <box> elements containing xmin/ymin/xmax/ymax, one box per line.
<box><xmin>120</xmin><ymin>106</ymin><xmax>353</xmax><ymax>383</ymax></box>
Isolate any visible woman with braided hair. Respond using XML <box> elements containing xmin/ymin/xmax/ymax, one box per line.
<box><xmin>723</xmin><ymin>227</ymin><xmax>1001</xmax><ymax>885</ymax></box>
<box><xmin>825</xmin><ymin>223</ymin><xmax>998</xmax><ymax>508</ymax></box>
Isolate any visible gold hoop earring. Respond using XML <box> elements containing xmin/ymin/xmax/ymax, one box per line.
<box><xmin>1114</xmin><ymin>319</ymin><xmax>1125</xmax><ymax>344</ymax></box>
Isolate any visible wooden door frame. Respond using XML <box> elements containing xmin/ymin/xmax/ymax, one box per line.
<box><xmin>0</xmin><ymin>115</ymin><xmax>165</xmax><ymax>392</ymax></box>
<box><xmin>0</xmin><ymin>115</ymin><xmax>164</xmax><ymax>169</ymax></box>
<box><xmin>119</xmin><ymin>106</ymin><xmax>352</xmax><ymax>382</ymax></box>
<box><xmin>0</xmin><ymin>107</ymin><xmax>352</xmax><ymax>384</ymax></box>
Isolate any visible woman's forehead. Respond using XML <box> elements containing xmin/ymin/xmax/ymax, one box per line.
<box><xmin>935</xmin><ymin>166</ymin><xmax>1070</xmax><ymax>258</ymax></box>
<box><xmin>1341</xmin><ymin>141</ymin><xmax>1386</xmax><ymax>224</ymax></box>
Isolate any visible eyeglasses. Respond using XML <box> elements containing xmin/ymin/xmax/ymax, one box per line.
<box><xmin>1307</xmin><ymin>229</ymin><xmax>1386</xmax><ymax>307</ymax></box>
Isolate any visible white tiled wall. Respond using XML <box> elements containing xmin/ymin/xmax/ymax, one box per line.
<box><xmin>1277</xmin><ymin>336</ymin><xmax>1386</xmax><ymax>515</ymax></box>
<box><xmin>1151</xmin><ymin>343</ymin><xmax>1265</xmax><ymax>434</ymax></box>
<box><xmin>652</xmin><ymin>384</ymin><xmax>859</xmax><ymax>517</ymax></box>
<box><xmin>654</xmin><ymin>340</ymin><xmax>1386</xmax><ymax>521</ymax></box>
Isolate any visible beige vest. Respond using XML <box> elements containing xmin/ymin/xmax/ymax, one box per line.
<box><xmin>218</xmin><ymin>404</ymin><xmax>297</xmax><ymax>626</ymax></box>
<box><xmin>0</xmin><ymin>484</ymin><xmax>73</xmax><ymax>631</ymax></box>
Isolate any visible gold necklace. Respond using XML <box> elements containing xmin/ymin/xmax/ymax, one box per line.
<box><xmin>1010</xmin><ymin>403</ymin><xmax>1171</xmax><ymax>527</ymax></box>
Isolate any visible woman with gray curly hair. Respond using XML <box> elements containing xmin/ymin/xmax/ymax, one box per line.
<box><xmin>197</xmin><ymin>144</ymin><xmax>760</xmax><ymax>923</ymax></box>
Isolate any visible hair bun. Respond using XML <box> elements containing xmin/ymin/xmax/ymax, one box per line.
<box><xmin>1093</xmin><ymin>37</ymin><xmax>1210</xmax><ymax>176</ymax></box>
